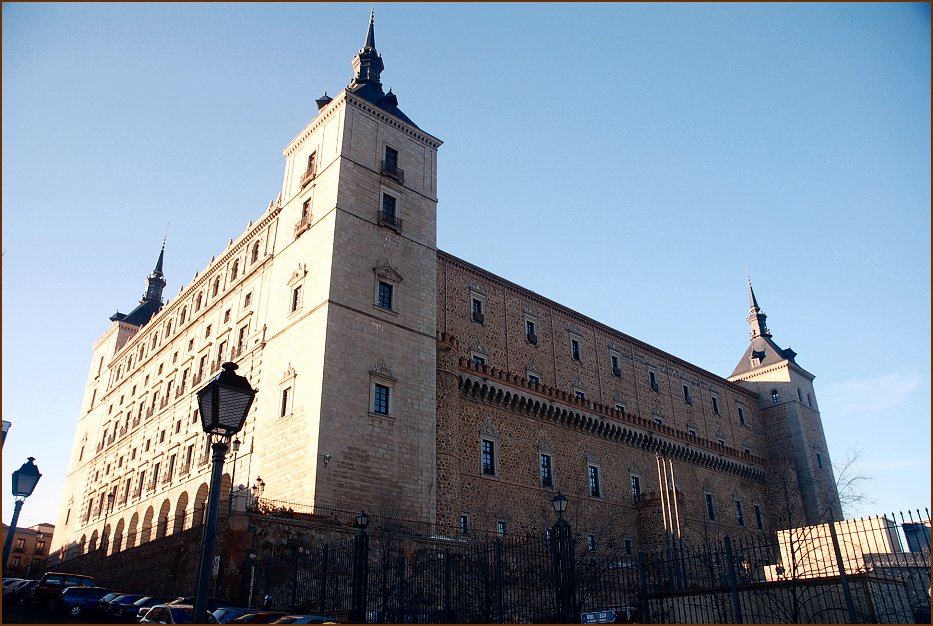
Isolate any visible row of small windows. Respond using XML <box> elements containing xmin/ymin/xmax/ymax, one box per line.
<box><xmin>704</xmin><ymin>493</ymin><xmax>765</xmax><ymax>530</ymax></box>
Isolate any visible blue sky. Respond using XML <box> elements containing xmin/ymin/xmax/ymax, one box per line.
<box><xmin>3</xmin><ymin>3</ymin><xmax>930</xmax><ymax>529</ymax></box>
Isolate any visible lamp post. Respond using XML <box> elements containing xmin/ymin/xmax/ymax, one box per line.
<box><xmin>227</xmin><ymin>437</ymin><xmax>241</xmax><ymax>515</ymax></box>
<box><xmin>550</xmin><ymin>491</ymin><xmax>575</xmax><ymax>623</ymax></box>
<box><xmin>3</xmin><ymin>457</ymin><xmax>42</xmax><ymax>576</ymax></box>
<box><xmin>350</xmin><ymin>510</ymin><xmax>370</xmax><ymax>622</ymax></box>
<box><xmin>193</xmin><ymin>362</ymin><xmax>256</xmax><ymax>624</ymax></box>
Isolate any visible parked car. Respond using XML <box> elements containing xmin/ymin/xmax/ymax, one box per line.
<box><xmin>270</xmin><ymin>615</ymin><xmax>337</xmax><ymax>624</ymax></box>
<box><xmin>2</xmin><ymin>577</ymin><xmax>24</xmax><ymax>594</ymax></box>
<box><xmin>139</xmin><ymin>603</ymin><xmax>195</xmax><ymax>624</ymax></box>
<box><xmin>130</xmin><ymin>596</ymin><xmax>173</xmax><ymax>623</ymax></box>
<box><xmin>169</xmin><ymin>596</ymin><xmax>237</xmax><ymax>612</ymax></box>
<box><xmin>105</xmin><ymin>594</ymin><xmax>147</xmax><ymax>621</ymax></box>
<box><xmin>211</xmin><ymin>607</ymin><xmax>258</xmax><ymax>623</ymax></box>
<box><xmin>229</xmin><ymin>611</ymin><xmax>288</xmax><ymax>623</ymax></box>
<box><xmin>56</xmin><ymin>585</ymin><xmax>114</xmax><ymax>618</ymax></box>
<box><xmin>7</xmin><ymin>579</ymin><xmax>37</xmax><ymax>605</ymax></box>
<box><xmin>34</xmin><ymin>572</ymin><xmax>97</xmax><ymax>609</ymax></box>
<box><xmin>96</xmin><ymin>592</ymin><xmax>128</xmax><ymax>618</ymax></box>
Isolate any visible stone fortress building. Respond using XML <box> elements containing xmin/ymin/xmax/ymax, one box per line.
<box><xmin>51</xmin><ymin>14</ymin><xmax>839</xmax><ymax>560</ymax></box>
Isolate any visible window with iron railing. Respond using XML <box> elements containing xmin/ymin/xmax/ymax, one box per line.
<box><xmin>300</xmin><ymin>152</ymin><xmax>317</xmax><ymax>188</ymax></box>
<box><xmin>381</xmin><ymin>147</ymin><xmax>404</xmax><ymax>183</ymax></box>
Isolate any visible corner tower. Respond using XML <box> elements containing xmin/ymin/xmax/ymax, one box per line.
<box><xmin>253</xmin><ymin>12</ymin><xmax>442</xmax><ymax>523</ymax></box>
<box><xmin>729</xmin><ymin>279</ymin><xmax>839</xmax><ymax>524</ymax></box>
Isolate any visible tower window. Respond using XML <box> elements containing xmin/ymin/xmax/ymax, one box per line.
<box><xmin>280</xmin><ymin>387</ymin><xmax>292</xmax><ymax>417</ymax></box>
<box><xmin>735</xmin><ymin>500</ymin><xmax>745</xmax><ymax>526</ymax></box>
<box><xmin>570</xmin><ymin>338</ymin><xmax>581</xmax><ymax>361</ymax></box>
<box><xmin>738</xmin><ymin>405</ymin><xmax>746</xmax><ymax>425</ymax></box>
<box><xmin>711</xmin><ymin>395</ymin><xmax>720</xmax><ymax>415</ymax></box>
<box><xmin>816</xmin><ymin>452</ymin><xmax>823</xmax><ymax>468</ymax></box>
<box><xmin>379</xmin><ymin>193</ymin><xmax>399</xmax><ymax>229</ymax></box>
<box><xmin>459</xmin><ymin>514</ymin><xmax>469</xmax><ymax>534</ymax></box>
<box><xmin>373</xmin><ymin>383</ymin><xmax>390</xmax><ymax>416</ymax></box>
<box><xmin>797</xmin><ymin>388</ymin><xmax>803</xmax><ymax>403</ymax></box>
<box><xmin>588</xmin><ymin>465</ymin><xmax>601</xmax><ymax>497</ymax></box>
<box><xmin>754</xmin><ymin>504</ymin><xmax>764</xmax><ymax>530</ymax></box>
<box><xmin>496</xmin><ymin>520</ymin><xmax>507</xmax><ymax>536</ymax></box>
<box><xmin>539</xmin><ymin>453</ymin><xmax>553</xmax><ymax>488</ymax></box>
<box><xmin>291</xmin><ymin>285</ymin><xmax>302</xmax><ymax>312</ymax></box>
<box><xmin>377</xmin><ymin>281</ymin><xmax>393</xmax><ymax>310</ymax></box>
<box><xmin>471</xmin><ymin>298</ymin><xmax>484</xmax><ymax>323</ymax></box>
<box><xmin>630</xmin><ymin>475</ymin><xmax>641</xmax><ymax>502</ymax></box>
<box><xmin>482</xmin><ymin>439</ymin><xmax>496</xmax><ymax>476</ymax></box>
<box><xmin>586</xmin><ymin>534</ymin><xmax>597</xmax><ymax>551</ymax></box>
<box><xmin>526</xmin><ymin>319</ymin><xmax>537</xmax><ymax>344</ymax></box>
<box><xmin>472</xmin><ymin>354</ymin><xmax>486</xmax><ymax>368</ymax></box>
<box><xmin>649</xmin><ymin>370</ymin><xmax>659</xmax><ymax>392</ymax></box>
<box><xmin>771</xmin><ymin>389</ymin><xmax>780</xmax><ymax>404</ymax></box>
<box><xmin>807</xmin><ymin>393</ymin><xmax>813</xmax><ymax>408</ymax></box>
<box><xmin>683</xmin><ymin>384</ymin><xmax>692</xmax><ymax>404</ymax></box>
<box><xmin>212</xmin><ymin>277</ymin><xmax>220</xmax><ymax>297</ymax></box>
<box><xmin>705</xmin><ymin>494</ymin><xmax>716</xmax><ymax>521</ymax></box>
<box><xmin>611</xmin><ymin>353</ymin><xmax>621</xmax><ymax>376</ymax></box>
<box><xmin>528</xmin><ymin>373</ymin><xmax>540</xmax><ymax>385</ymax></box>
<box><xmin>250</xmin><ymin>241</ymin><xmax>261</xmax><ymax>264</ymax></box>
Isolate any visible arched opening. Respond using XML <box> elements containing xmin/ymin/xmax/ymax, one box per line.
<box><xmin>112</xmin><ymin>518</ymin><xmax>125</xmax><ymax>555</ymax></box>
<box><xmin>219</xmin><ymin>473</ymin><xmax>232</xmax><ymax>511</ymax></box>
<box><xmin>156</xmin><ymin>499</ymin><xmax>171</xmax><ymax>539</ymax></box>
<box><xmin>174</xmin><ymin>492</ymin><xmax>189</xmax><ymax>534</ymax></box>
<box><xmin>195</xmin><ymin>293</ymin><xmax>203</xmax><ymax>312</ymax></box>
<box><xmin>180</xmin><ymin>307</ymin><xmax>187</xmax><ymax>325</ymax></box>
<box><xmin>193</xmin><ymin>483</ymin><xmax>209</xmax><ymax>527</ymax></box>
<box><xmin>100</xmin><ymin>524</ymin><xmax>111</xmax><ymax>554</ymax></box>
<box><xmin>79</xmin><ymin>534</ymin><xmax>87</xmax><ymax>556</ymax></box>
<box><xmin>127</xmin><ymin>512</ymin><xmax>140</xmax><ymax>549</ymax></box>
<box><xmin>141</xmin><ymin>506</ymin><xmax>155</xmax><ymax>544</ymax></box>
<box><xmin>250</xmin><ymin>241</ymin><xmax>260</xmax><ymax>264</ymax></box>
<box><xmin>230</xmin><ymin>260</ymin><xmax>239</xmax><ymax>281</ymax></box>
<box><xmin>89</xmin><ymin>530</ymin><xmax>99</xmax><ymax>552</ymax></box>
<box><xmin>212</xmin><ymin>277</ymin><xmax>220</xmax><ymax>297</ymax></box>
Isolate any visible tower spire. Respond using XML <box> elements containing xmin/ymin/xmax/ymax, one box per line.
<box><xmin>746</xmin><ymin>276</ymin><xmax>770</xmax><ymax>339</ymax></box>
<box><xmin>350</xmin><ymin>7</ymin><xmax>384</xmax><ymax>87</ymax></box>
<box><xmin>144</xmin><ymin>239</ymin><xmax>167</xmax><ymax>304</ymax></box>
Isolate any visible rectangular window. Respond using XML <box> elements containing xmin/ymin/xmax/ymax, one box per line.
<box><xmin>735</xmin><ymin>500</ymin><xmax>745</xmax><ymax>526</ymax></box>
<box><xmin>471</xmin><ymin>298</ymin><xmax>484</xmax><ymax>323</ymax></box>
<box><xmin>528</xmin><ymin>374</ymin><xmax>540</xmax><ymax>385</ymax></box>
<box><xmin>151</xmin><ymin>463</ymin><xmax>160</xmax><ymax>488</ymax></box>
<box><xmin>238</xmin><ymin>326</ymin><xmax>248</xmax><ymax>351</ymax></box>
<box><xmin>384</xmin><ymin>146</ymin><xmax>399</xmax><ymax>172</ymax></box>
<box><xmin>754</xmin><ymin>504</ymin><xmax>764</xmax><ymax>530</ymax></box>
<box><xmin>526</xmin><ymin>319</ymin><xmax>537</xmax><ymax>343</ymax></box>
<box><xmin>377</xmin><ymin>281</ymin><xmax>393</xmax><ymax>310</ymax></box>
<box><xmin>574</xmin><ymin>390</ymin><xmax>585</xmax><ymax>399</ymax></box>
<box><xmin>624</xmin><ymin>539</ymin><xmax>633</xmax><ymax>556</ymax></box>
<box><xmin>373</xmin><ymin>383</ymin><xmax>390</xmax><ymax>416</ymax></box>
<box><xmin>586</xmin><ymin>534</ymin><xmax>597</xmax><ymax>551</ymax></box>
<box><xmin>630</xmin><ymin>475</ymin><xmax>641</xmax><ymax>502</ymax></box>
<box><xmin>712</xmin><ymin>395</ymin><xmax>720</xmax><ymax>415</ymax></box>
<box><xmin>540</xmin><ymin>453</ymin><xmax>553</xmax><ymax>488</ymax></box>
<box><xmin>185</xmin><ymin>444</ymin><xmax>194</xmax><ymax>470</ymax></box>
<box><xmin>683</xmin><ymin>384</ymin><xmax>692</xmax><ymax>404</ymax></box>
<box><xmin>738</xmin><ymin>405</ymin><xmax>746</xmax><ymax>425</ymax></box>
<box><xmin>496</xmin><ymin>520</ymin><xmax>507</xmax><ymax>536</ymax></box>
<box><xmin>223</xmin><ymin>309</ymin><xmax>231</xmax><ymax>323</ymax></box>
<box><xmin>217</xmin><ymin>341</ymin><xmax>227</xmax><ymax>362</ymax></box>
<box><xmin>459</xmin><ymin>514</ymin><xmax>469</xmax><ymax>534</ymax></box>
<box><xmin>649</xmin><ymin>370</ymin><xmax>658</xmax><ymax>391</ymax></box>
<box><xmin>705</xmin><ymin>494</ymin><xmax>716</xmax><ymax>521</ymax></box>
<box><xmin>588</xmin><ymin>465</ymin><xmax>601</xmax><ymax>497</ymax></box>
<box><xmin>280</xmin><ymin>387</ymin><xmax>292</xmax><ymax>417</ymax></box>
<box><xmin>816</xmin><ymin>452</ymin><xmax>823</xmax><ymax>468</ymax></box>
<box><xmin>244</xmin><ymin>292</ymin><xmax>252</xmax><ymax>307</ymax></box>
<box><xmin>472</xmin><ymin>355</ymin><xmax>486</xmax><ymax>368</ymax></box>
<box><xmin>381</xmin><ymin>193</ymin><xmax>397</xmax><ymax>221</ymax></box>
<box><xmin>807</xmin><ymin>393</ymin><xmax>813</xmax><ymax>408</ymax></box>
<box><xmin>291</xmin><ymin>286</ymin><xmax>302</xmax><ymax>312</ymax></box>
<box><xmin>611</xmin><ymin>354</ymin><xmax>621</xmax><ymax>376</ymax></box>
<box><xmin>570</xmin><ymin>338</ymin><xmax>581</xmax><ymax>361</ymax></box>
<box><xmin>482</xmin><ymin>439</ymin><xmax>496</xmax><ymax>476</ymax></box>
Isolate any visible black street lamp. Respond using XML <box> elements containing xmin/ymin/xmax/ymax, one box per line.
<box><xmin>550</xmin><ymin>492</ymin><xmax>576</xmax><ymax>623</ymax></box>
<box><xmin>2</xmin><ymin>457</ymin><xmax>42</xmax><ymax>575</ymax></box>
<box><xmin>351</xmin><ymin>510</ymin><xmax>370</xmax><ymax>622</ymax></box>
<box><xmin>193</xmin><ymin>362</ymin><xmax>256</xmax><ymax>623</ymax></box>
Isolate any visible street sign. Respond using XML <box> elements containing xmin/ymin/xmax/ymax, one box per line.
<box><xmin>581</xmin><ymin>610</ymin><xmax>616</xmax><ymax>624</ymax></box>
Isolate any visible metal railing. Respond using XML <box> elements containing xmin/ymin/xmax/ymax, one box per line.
<box><xmin>376</xmin><ymin>210</ymin><xmax>402</xmax><ymax>233</ymax></box>
<box><xmin>380</xmin><ymin>161</ymin><xmax>404</xmax><ymax>184</ymax></box>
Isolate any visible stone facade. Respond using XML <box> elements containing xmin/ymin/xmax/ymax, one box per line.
<box><xmin>50</xmin><ymin>17</ymin><xmax>837</xmax><ymax>562</ymax></box>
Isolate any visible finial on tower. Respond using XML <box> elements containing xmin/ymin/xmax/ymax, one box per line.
<box><xmin>746</xmin><ymin>276</ymin><xmax>771</xmax><ymax>339</ymax></box>
<box><xmin>145</xmin><ymin>238</ymin><xmax>167</xmax><ymax>303</ymax></box>
<box><xmin>351</xmin><ymin>6</ymin><xmax>384</xmax><ymax>87</ymax></box>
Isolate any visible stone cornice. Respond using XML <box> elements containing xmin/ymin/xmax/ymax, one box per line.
<box><xmin>344</xmin><ymin>93</ymin><xmax>442</xmax><ymax>148</ymax></box>
<box><xmin>439</xmin><ymin>251</ymin><xmax>759</xmax><ymax>402</ymax></box>
<box><xmin>455</xmin><ymin>358</ymin><xmax>766</xmax><ymax>481</ymax></box>
<box><xmin>283</xmin><ymin>91</ymin><xmax>347</xmax><ymax>158</ymax></box>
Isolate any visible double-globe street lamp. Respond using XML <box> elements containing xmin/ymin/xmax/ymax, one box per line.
<box><xmin>2</xmin><ymin>457</ymin><xmax>42</xmax><ymax>576</ymax></box>
<box><xmin>193</xmin><ymin>362</ymin><xmax>256</xmax><ymax>623</ymax></box>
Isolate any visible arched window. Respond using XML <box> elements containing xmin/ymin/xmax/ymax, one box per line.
<box><xmin>250</xmin><ymin>241</ymin><xmax>260</xmax><ymax>264</ymax></box>
<box><xmin>230</xmin><ymin>260</ymin><xmax>239</xmax><ymax>281</ymax></box>
<box><xmin>165</xmin><ymin>321</ymin><xmax>172</xmax><ymax>337</ymax></box>
<box><xmin>771</xmin><ymin>389</ymin><xmax>780</xmax><ymax>404</ymax></box>
<box><xmin>212</xmin><ymin>277</ymin><xmax>220</xmax><ymax>297</ymax></box>
<box><xmin>195</xmin><ymin>293</ymin><xmax>203</xmax><ymax>312</ymax></box>
<box><xmin>151</xmin><ymin>333</ymin><xmax>158</xmax><ymax>349</ymax></box>
<box><xmin>179</xmin><ymin>307</ymin><xmax>187</xmax><ymax>324</ymax></box>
